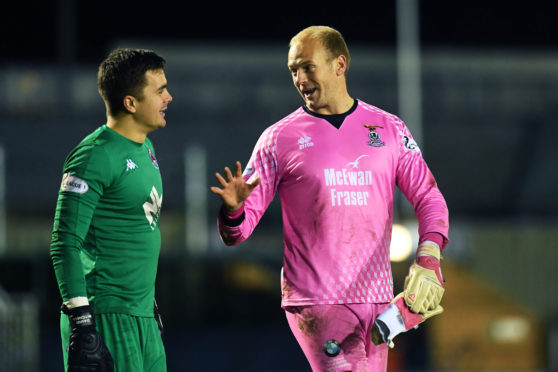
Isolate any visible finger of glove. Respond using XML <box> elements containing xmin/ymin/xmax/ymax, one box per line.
<box><xmin>420</xmin><ymin>305</ymin><xmax>444</xmax><ymax>322</ymax></box>
<box><xmin>407</xmin><ymin>280</ymin><xmax>445</xmax><ymax>314</ymax></box>
<box><xmin>68</xmin><ymin>332</ymin><xmax>112</xmax><ymax>368</ymax></box>
<box><xmin>404</xmin><ymin>265</ymin><xmax>444</xmax><ymax>312</ymax></box>
<box><xmin>104</xmin><ymin>349</ymin><xmax>114</xmax><ymax>371</ymax></box>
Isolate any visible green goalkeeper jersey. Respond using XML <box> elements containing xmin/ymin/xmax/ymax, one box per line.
<box><xmin>51</xmin><ymin>125</ymin><xmax>163</xmax><ymax>317</ymax></box>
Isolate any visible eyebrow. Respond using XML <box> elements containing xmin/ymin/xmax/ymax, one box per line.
<box><xmin>288</xmin><ymin>59</ymin><xmax>312</xmax><ymax>69</ymax></box>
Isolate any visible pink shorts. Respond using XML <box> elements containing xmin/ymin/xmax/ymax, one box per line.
<box><xmin>285</xmin><ymin>303</ymin><xmax>390</xmax><ymax>372</ymax></box>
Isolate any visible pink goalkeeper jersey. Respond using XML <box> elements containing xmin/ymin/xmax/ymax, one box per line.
<box><xmin>218</xmin><ymin>99</ymin><xmax>449</xmax><ymax>307</ymax></box>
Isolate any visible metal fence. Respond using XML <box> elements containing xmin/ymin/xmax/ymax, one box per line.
<box><xmin>0</xmin><ymin>286</ymin><xmax>39</xmax><ymax>371</ymax></box>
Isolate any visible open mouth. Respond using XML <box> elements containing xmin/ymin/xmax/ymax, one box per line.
<box><xmin>302</xmin><ymin>88</ymin><xmax>316</xmax><ymax>99</ymax></box>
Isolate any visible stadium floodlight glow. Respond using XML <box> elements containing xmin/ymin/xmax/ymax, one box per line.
<box><xmin>390</xmin><ymin>223</ymin><xmax>413</xmax><ymax>262</ymax></box>
<box><xmin>488</xmin><ymin>316</ymin><xmax>530</xmax><ymax>343</ymax></box>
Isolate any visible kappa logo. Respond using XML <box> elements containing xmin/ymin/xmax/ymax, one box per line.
<box><xmin>364</xmin><ymin>124</ymin><xmax>385</xmax><ymax>147</ymax></box>
<box><xmin>126</xmin><ymin>159</ymin><xmax>138</xmax><ymax>171</ymax></box>
<box><xmin>298</xmin><ymin>136</ymin><xmax>314</xmax><ymax>149</ymax></box>
<box><xmin>347</xmin><ymin>155</ymin><xmax>368</xmax><ymax>169</ymax></box>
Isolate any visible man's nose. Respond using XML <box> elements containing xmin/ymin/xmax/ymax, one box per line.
<box><xmin>295</xmin><ymin>70</ymin><xmax>307</xmax><ymax>86</ymax></box>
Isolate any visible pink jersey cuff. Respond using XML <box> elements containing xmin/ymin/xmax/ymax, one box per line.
<box><xmin>419</xmin><ymin>232</ymin><xmax>446</xmax><ymax>251</ymax></box>
<box><xmin>222</xmin><ymin>204</ymin><xmax>245</xmax><ymax>219</ymax></box>
<box><xmin>219</xmin><ymin>204</ymin><xmax>246</xmax><ymax>227</ymax></box>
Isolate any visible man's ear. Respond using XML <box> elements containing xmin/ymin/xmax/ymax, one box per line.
<box><xmin>123</xmin><ymin>95</ymin><xmax>137</xmax><ymax>114</ymax></box>
<box><xmin>336</xmin><ymin>55</ymin><xmax>347</xmax><ymax>76</ymax></box>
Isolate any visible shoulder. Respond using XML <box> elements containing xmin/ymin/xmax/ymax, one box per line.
<box><xmin>258</xmin><ymin>106</ymin><xmax>309</xmax><ymax>142</ymax></box>
<box><xmin>355</xmin><ymin>100</ymin><xmax>420</xmax><ymax>152</ymax></box>
<box><xmin>144</xmin><ymin>136</ymin><xmax>154</xmax><ymax>148</ymax></box>
<box><xmin>267</xmin><ymin>106</ymin><xmax>306</xmax><ymax>132</ymax></box>
<box><xmin>356</xmin><ymin>100</ymin><xmax>405</xmax><ymax>129</ymax></box>
<box><xmin>64</xmin><ymin>127</ymin><xmax>111</xmax><ymax>172</ymax></box>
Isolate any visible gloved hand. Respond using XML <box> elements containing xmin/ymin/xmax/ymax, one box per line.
<box><xmin>62</xmin><ymin>304</ymin><xmax>114</xmax><ymax>372</ymax></box>
<box><xmin>371</xmin><ymin>293</ymin><xmax>444</xmax><ymax>348</ymax></box>
<box><xmin>403</xmin><ymin>241</ymin><xmax>445</xmax><ymax>314</ymax></box>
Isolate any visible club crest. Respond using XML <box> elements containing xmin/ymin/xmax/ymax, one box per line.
<box><xmin>148</xmin><ymin>149</ymin><xmax>159</xmax><ymax>169</ymax></box>
<box><xmin>364</xmin><ymin>124</ymin><xmax>385</xmax><ymax>147</ymax></box>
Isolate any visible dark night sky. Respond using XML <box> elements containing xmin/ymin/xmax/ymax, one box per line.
<box><xmin>3</xmin><ymin>2</ymin><xmax>558</xmax><ymax>63</ymax></box>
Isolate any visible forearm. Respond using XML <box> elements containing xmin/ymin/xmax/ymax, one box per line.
<box><xmin>217</xmin><ymin>204</ymin><xmax>248</xmax><ymax>245</ymax></box>
<box><xmin>50</xmin><ymin>191</ymin><xmax>98</xmax><ymax>301</ymax></box>
<box><xmin>414</xmin><ymin>190</ymin><xmax>450</xmax><ymax>249</ymax></box>
<box><xmin>50</xmin><ymin>234</ymin><xmax>88</xmax><ymax>301</ymax></box>
<box><xmin>396</xmin><ymin>146</ymin><xmax>449</xmax><ymax>248</ymax></box>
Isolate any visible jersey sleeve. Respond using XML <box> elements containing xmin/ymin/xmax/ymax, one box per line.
<box><xmin>393</xmin><ymin>117</ymin><xmax>450</xmax><ymax>250</ymax></box>
<box><xmin>50</xmin><ymin>144</ymin><xmax>111</xmax><ymax>301</ymax></box>
<box><xmin>217</xmin><ymin>126</ymin><xmax>281</xmax><ymax>245</ymax></box>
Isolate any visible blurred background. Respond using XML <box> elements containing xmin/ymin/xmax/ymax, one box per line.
<box><xmin>1</xmin><ymin>1</ymin><xmax>558</xmax><ymax>371</ymax></box>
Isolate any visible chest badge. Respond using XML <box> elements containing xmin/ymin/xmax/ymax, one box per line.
<box><xmin>148</xmin><ymin>149</ymin><xmax>160</xmax><ymax>169</ymax></box>
<box><xmin>364</xmin><ymin>124</ymin><xmax>385</xmax><ymax>147</ymax></box>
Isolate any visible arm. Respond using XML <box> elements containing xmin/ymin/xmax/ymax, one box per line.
<box><xmin>50</xmin><ymin>145</ymin><xmax>107</xmax><ymax>302</ymax></box>
<box><xmin>210</xmin><ymin>160</ymin><xmax>261</xmax><ymax>245</ymax></box>
<box><xmin>395</xmin><ymin>147</ymin><xmax>449</xmax><ymax>248</ymax></box>
<box><xmin>211</xmin><ymin>127</ymin><xmax>281</xmax><ymax>245</ymax></box>
<box><xmin>394</xmin><ymin>119</ymin><xmax>449</xmax><ymax>314</ymax></box>
<box><xmin>50</xmin><ymin>145</ymin><xmax>114</xmax><ymax>369</ymax></box>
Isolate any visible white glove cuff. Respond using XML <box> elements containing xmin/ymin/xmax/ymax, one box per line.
<box><xmin>64</xmin><ymin>296</ymin><xmax>89</xmax><ymax>309</ymax></box>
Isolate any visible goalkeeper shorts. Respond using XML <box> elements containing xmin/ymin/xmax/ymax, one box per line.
<box><xmin>61</xmin><ymin>312</ymin><xmax>166</xmax><ymax>372</ymax></box>
<box><xmin>285</xmin><ymin>303</ymin><xmax>389</xmax><ymax>372</ymax></box>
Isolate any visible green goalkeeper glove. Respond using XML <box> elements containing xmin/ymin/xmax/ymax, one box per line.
<box><xmin>62</xmin><ymin>304</ymin><xmax>114</xmax><ymax>372</ymax></box>
<box><xmin>403</xmin><ymin>241</ymin><xmax>445</xmax><ymax>314</ymax></box>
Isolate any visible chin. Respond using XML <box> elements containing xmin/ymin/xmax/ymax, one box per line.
<box><xmin>307</xmin><ymin>102</ymin><xmax>319</xmax><ymax>111</ymax></box>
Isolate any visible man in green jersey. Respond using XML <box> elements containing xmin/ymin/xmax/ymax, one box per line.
<box><xmin>50</xmin><ymin>48</ymin><xmax>172</xmax><ymax>371</ymax></box>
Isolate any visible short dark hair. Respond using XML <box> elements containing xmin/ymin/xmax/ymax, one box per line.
<box><xmin>97</xmin><ymin>48</ymin><xmax>166</xmax><ymax>116</ymax></box>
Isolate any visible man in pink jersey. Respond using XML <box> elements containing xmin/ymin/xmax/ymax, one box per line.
<box><xmin>210</xmin><ymin>26</ymin><xmax>449</xmax><ymax>372</ymax></box>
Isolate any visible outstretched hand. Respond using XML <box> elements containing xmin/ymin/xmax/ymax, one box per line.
<box><xmin>210</xmin><ymin>161</ymin><xmax>261</xmax><ymax>211</ymax></box>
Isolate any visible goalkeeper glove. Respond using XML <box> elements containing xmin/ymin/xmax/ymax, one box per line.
<box><xmin>403</xmin><ymin>241</ymin><xmax>445</xmax><ymax>314</ymax></box>
<box><xmin>62</xmin><ymin>304</ymin><xmax>114</xmax><ymax>372</ymax></box>
<box><xmin>371</xmin><ymin>293</ymin><xmax>444</xmax><ymax>348</ymax></box>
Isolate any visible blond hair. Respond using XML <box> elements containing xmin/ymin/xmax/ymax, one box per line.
<box><xmin>289</xmin><ymin>26</ymin><xmax>351</xmax><ymax>74</ymax></box>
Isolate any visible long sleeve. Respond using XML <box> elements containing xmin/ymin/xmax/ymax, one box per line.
<box><xmin>217</xmin><ymin>123</ymin><xmax>285</xmax><ymax>245</ymax></box>
<box><xmin>394</xmin><ymin>118</ymin><xmax>449</xmax><ymax>249</ymax></box>
<box><xmin>50</xmin><ymin>144</ymin><xmax>109</xmax><ymax>301</ymax></box>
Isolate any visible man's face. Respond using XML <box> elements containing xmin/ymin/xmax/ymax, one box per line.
<box><xmin>288</xmin><ymin>37</ymin><xmax>339</xmax><ymax>114</ymax></box>
<box><xmin>134</xmin><ymin>69</ymin><xmax>172</xmax><ymax>132</ymax></box>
